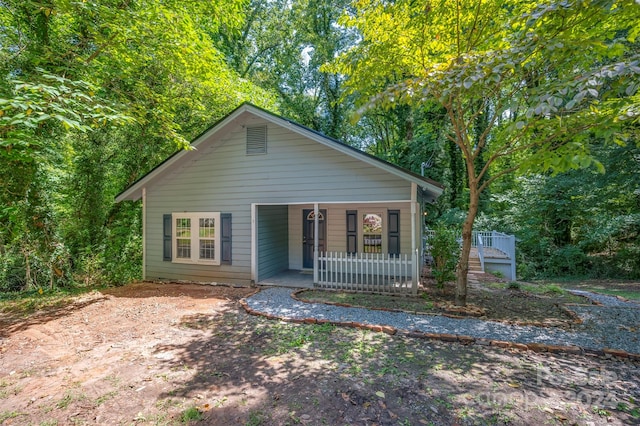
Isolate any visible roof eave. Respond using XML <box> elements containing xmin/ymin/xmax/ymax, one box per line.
<box><xmin>115</xmin><ymin>102</ymin><xmax>445</xmax><ymax>202</ymax></box>
<box><xmin>245</xmin><ymin>106</ymin><xmax>445</xmax><ymax>200</ymax></box>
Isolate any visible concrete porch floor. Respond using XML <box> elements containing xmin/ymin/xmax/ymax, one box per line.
<box><xmin>258</xmin><ymin>270</ymin><xmax>314</xmax><ymax>288</ymax></box>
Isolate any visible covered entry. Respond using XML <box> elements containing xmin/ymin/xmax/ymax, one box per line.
<box><xmin>255</xmin><ymin>204</ymin><xmax>289</xmax><ymax>283</ymax></box>
<box><xmin>302</xmin><ymin>209</ymin><xmax>326</xmax><ymax>268</ymax></box>
<box><xmin>252</xmin><ymin>201</ymin><xmax>421</xmax><ymax>293</ymax></box>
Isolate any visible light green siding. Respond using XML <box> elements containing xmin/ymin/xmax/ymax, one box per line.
<box><xmin>287</xmin><ymin>203</ymin><xmax>414</xmax><ymax>270</ymax></box>
<box><xmin>257</xmin><ymin>205</ymin><xmax>289</xmax><ymax>281</ymax></box>
<box><xmin>144</xmin><ymin>112</ymin><xmax>414</xmax><ymax>283</ymax></box>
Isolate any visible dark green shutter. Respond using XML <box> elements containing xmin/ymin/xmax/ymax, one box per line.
<box><xmin>163</xmin><ymin>214</ymin><xmax>172</xmax><ymax>261</ymax></box>
<box><xmin>388</xmin><ymin>210</ymin><xmax>400</xmax><ymax>257</ymax></box>
<box><xmin>346</xmin><ymin>210</ymin><xmax>357</xmax><ymax>254</ymax></box>
<box><xmin>221</xmin><ymin>213</ymin><xmax>232</xmax><ymax>264</ymax></box>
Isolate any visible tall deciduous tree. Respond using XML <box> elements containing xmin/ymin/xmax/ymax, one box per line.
<box><xmin>1</xmin><ymin>0</ymin><xmax>274</xmax><ymax>289</ymax></box>
<box><xmin>333</xmin><ymin>0</ymin><xmax>640</xmax><ymax>305</ymax></box>
<box><xmin>217</xmin><ymin>0</ymin><xmax>359</xmax><ymax>141</ymax></box>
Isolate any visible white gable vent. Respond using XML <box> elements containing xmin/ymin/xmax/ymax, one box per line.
<box><xmin>246</xmin><ymin>125</ymin><xmax>267</xmax><ymax>155</ymax></box>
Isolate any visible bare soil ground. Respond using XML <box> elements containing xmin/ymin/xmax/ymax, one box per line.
<box><xmin>1</xmin><ymin>282</ymin><xmax>639</xmax><ymax>425</ymax></box>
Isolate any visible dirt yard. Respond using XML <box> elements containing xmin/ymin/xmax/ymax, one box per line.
<box><xmin>1</xmin><ymin>282</ymin><xmax>639</xmax><ymax>425</ymax></box>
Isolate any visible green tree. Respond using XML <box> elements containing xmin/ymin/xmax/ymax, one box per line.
<box><xmin>1</xmin><ymin>0</ymin><xmax>275</xmax><ymax>289</ymax></box>
<box><xmin>333</xmin><ymin>0</ymin><xmax>640</xmax><ymax>305</ymax></box>
<box><xmin>483</xmin><ymin>140</ymin><xmax>640</xmax><ymax>279</ymax></box>
<box><xmin>217</xmin><ymin>0</ymin><xmax>359</xmax><ymax>141</ymax></box>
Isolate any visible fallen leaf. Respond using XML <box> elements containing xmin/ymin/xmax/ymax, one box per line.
<box><xmin>375</xmin><ymin>391</ymin><xmax>385</xmax><ymax>398</ymax></box>
<box><xmin>508</xmin><ymin>382</ymin><xmax>521</xmax><ymax>388</ymax></box>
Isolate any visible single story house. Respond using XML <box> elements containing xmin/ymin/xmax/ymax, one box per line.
<box><xmin>116</xmin><ymin>103</ymin><xmax>444</xmax><ymax>294</ymax></box>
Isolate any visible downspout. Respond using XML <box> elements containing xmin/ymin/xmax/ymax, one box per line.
<box><xmin>411</xmin><ymin>183</ymin><xmax>418</xmax><ymax>295</ymax></box>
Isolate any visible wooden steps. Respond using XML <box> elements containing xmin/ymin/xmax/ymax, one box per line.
<box><xmin>468</xmin><ymin>258</ymin><xmax>483</xmax><ymax>273</ymax></box>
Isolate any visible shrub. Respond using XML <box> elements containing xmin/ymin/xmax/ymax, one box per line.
<box><xmin>506</xmin><ymin>281</ymin><xmax>520</xmax><ymax>290</ymax></box>
<box><xmin>429</xmin><ymin>224</ymin><xmax>460</xmax><ymax>288</ymax></box>
<box><xmin>541</xmin><ymin>284</ymin><xmax>564</xmax><ymax>295</ymax></box>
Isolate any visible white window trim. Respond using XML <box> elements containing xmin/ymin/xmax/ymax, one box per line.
<box><xmin>172</xmin><ymin>212</ymin><xmax>221</xmax><ymax>265</ymax></box>
<box><xmin>361</xmin><ymin>211</ymin><xmax>385</xmax><ymax>254</ymax></box>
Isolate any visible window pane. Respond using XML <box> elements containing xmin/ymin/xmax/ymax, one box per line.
<box><xmin>363</xmin><ymin>213</ymin><xmax>382</xmax><ymax>253</ymax></box>
<box><xmin>199</xmin><ymin>240</ymin><xmax>215</xmax><ymax>259</ymax></box>
<box><xmin>176</xmin><ymin>238</ymin><xmax>191</xmax><ymax>258</ymax></box>
<box><xmin>176</xmin><ymin>218</ymin><xmax>191</xmax><ymax>238</ymax></box>
<box><xmin>199</xmin><ymin>217</ymin><xmax>215</xmax><ymax>238</ymax></box>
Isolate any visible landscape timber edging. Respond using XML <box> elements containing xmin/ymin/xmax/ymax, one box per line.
<box><xmin>239</xmin><ymin>291</ymin><xmax>640</xmax><ymax>362</ymax></box>
<box><xmin>291</xmin><ymin>289</ymin><xmax>584</xmax><ymax>328</ymax></box>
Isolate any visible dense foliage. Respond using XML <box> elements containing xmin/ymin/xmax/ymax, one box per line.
<box><xmin>331</xmin><ymin>0</ymin><xmax>639</xmax><ymax>304</ymax></box>
<box><xmin>428</xmin><ymin>225</ymin><xmax>460</xmax><ymax>289</ymax></box>
<box><xmin>1</xmin><ymin>0</ymin><xmax>638</xmax><ymax>297</ymax></box>
<box><xmin>0</xmin><ymin>0</ymin><xmax>273</xmax><ymax>291</ymax></box>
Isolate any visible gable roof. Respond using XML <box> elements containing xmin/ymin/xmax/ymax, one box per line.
<box><xmin>115</xmin><ymin>103</ymin><xmax>444</xmax><ymax>202</ymax></box>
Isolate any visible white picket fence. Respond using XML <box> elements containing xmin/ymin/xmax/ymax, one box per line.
<box><xmin>316</xmin><ymin>251</ymin><xmax>417</xmax><ymax>295</ymax></box>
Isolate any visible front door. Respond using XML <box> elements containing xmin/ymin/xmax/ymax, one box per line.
<box><xmin>303</xmin><ymin>209</ymin><xmax>326</xmax><ymax>269</ymax></box>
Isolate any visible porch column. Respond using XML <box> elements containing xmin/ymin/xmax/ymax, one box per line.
<box><xmin>411</xmin><ymin>201</ymin><xmax>418</xmax><ymax>295</ymax></box>
<box><xmin>411</xmin><ymin>183</ymin><xmax>418</xmax><ymax>295</ymax></box>
<box><xmin>313</xmin><ymin>203</ymin><xmax>319</xmax><ymax>284</ymax></box>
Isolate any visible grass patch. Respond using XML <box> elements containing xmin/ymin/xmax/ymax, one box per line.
<box><xmin>180</xmin><ymin>406</ymin><xmax>203</xmax><ymax>423</ymax></box>
<box><xmin>298</xmin><ymin>290</ymin><xmax>434</xmax><ymax>312</ymax></box>
<box><xmin>580</xmin><ymin>287</ymin><xmax>640</xmax><ymax>301</ymax></box>
<box><xmin>0</xmin><ymin>379</ymin><xmax>10</xmax><ymax>399</ymax></box>
<box><xmin>534</xmin><ymin>278</ymin><xmax>640</xmax><ymax>301</ymax></box>
<box><xmin>95</xmin><ymin>390</ymin><xmax>118</xmax><ymax>405</ymax></box>
<box><xmin>490</xmin><ymin>281</ymin><xmax>586</xmax><ymax>303</ymax></box>
<box><xmin>246</xmin><ymin>410</ymin><xmax>267</xmax><ymax>426</ymax></box>
<box><xmin>263</xmin><ymin>322</ymin><xmax>335</xmax><ymax>355</ymax></box>
<box><xmin>0</xmin><ymin>411</ymin><xmax>25</xmax><ymax>423</ymax></box>
<box><xmin>0</xmin><ymin>285</ymin><xmax>103</xmax><ymax>318</ymax></box>
<box><xmin>56</xmin><ymin>389</ymin><xmax>87</xmax><ymax>410</ymax></box>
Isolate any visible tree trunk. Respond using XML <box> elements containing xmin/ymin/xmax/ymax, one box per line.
<box><xmin>24</xmin><ymin>250</ymin><xmax>32</xmax><ymax>290</ymax></box>
<box><xmin>455</xmin><ymin>177</ymin><xmax>480</xmax><ymax>306</ymax></box>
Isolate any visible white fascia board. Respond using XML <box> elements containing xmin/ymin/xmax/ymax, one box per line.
<box><xmin>116</xmin><ymin>103</ymin><xmax>444</xmax><ymax>202</ymax></box>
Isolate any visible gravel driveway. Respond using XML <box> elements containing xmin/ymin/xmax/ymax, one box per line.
<box><xmin>246</xmin><ymin>288</ymin><xmax>640</xmax><ymax>354</ymax></box>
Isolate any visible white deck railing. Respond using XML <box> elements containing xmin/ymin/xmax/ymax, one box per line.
<box><xmin>425</xmin><ymin>230</ymin><xmax>515</xmax><ymax>258</ymax></box>
<box><xmin>316</xmin><ymin>251</ymin><xmax>417</xmax><ymax>295</ymax></box>
<box><xmin>424</xmin><ymin>229</ymin><xmax>516</xmax><ymax>279</ymax></box>
<box><xmin>487</xmin><ymin>231</ymin><xmax>516</xmax><ymax>260</ymax></box>
<box><xmin>477</xmin><ymin>234</ymin><xmax>485</xmax><ymax>271</ymax></box>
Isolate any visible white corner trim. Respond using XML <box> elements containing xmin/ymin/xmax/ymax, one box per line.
<box><xmin>251</xmin><ymin>203</ymin><xmax>257</xmax><ymax>283</ymax></box>
<box><xmin>142</xmin><ymin>187</ymin><xmax>146</xmax><ymax>281</ymax></box>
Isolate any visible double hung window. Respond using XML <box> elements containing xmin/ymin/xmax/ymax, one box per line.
<box><xmin>172</xmin><ymin>212</ymin><xmax>221</xmax><ymax>265</ymax></box>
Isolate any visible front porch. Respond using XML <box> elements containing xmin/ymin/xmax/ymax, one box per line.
<box><xmin>258</xmin><ymin>269</ymin><xmax>314</xmax><ymax>288</ymax></box>
<box><xmin>253</xmin><ymin>201</ymin><xmax>422</xmax><ymax>295</ymax></box>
